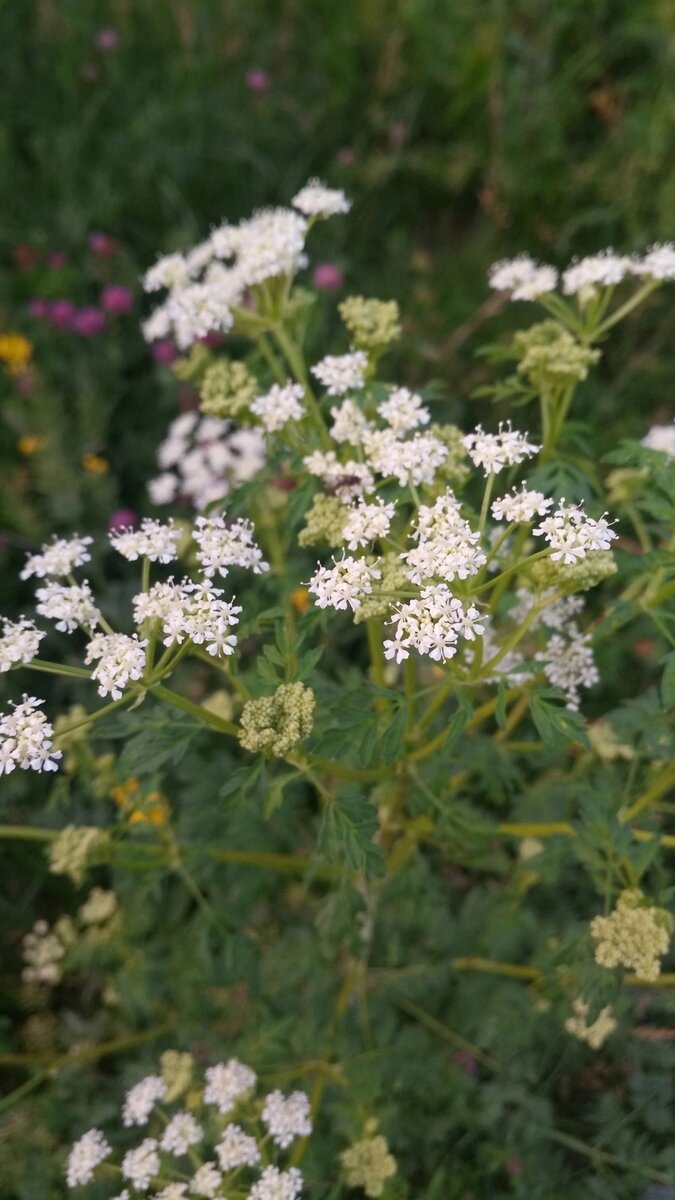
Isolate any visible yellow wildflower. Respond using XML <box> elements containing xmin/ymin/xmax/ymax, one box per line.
<box><xmin>0</xmin><ymin>333</ymin><xmax>33</xmax><ymax>374</ymax></box>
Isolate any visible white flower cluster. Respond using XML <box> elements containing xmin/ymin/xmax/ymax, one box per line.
<box><xmin>35</xmin><ymin>582</ymin><xmax>101</xmax><ymax>633</ymax></box>
<box><xmin>193</xmin><ymin>515</ymin><xmax>269</xmax><ymax>578</ymax></box>
<box><xmin>505</xmin><ymin>591</ymin><xmax>599</xmax><ymax>709</ymax></box>
<box><xmin>311</xmin><ymin>350</ymin><xmax>368</xmax><ymax>396</ymax></box>
<box><xmin>21</xmin><ymin>535</ymin><xmax>92</xmax><ymax>580</ymax></box>
<box><xmin>308</xmin><ymin>556</ymin><xmax>381</xmax><ymax>611</ymax></box>
<box><xmin>85</xmin><ymin>633</ymin><xmax>148</xmax><ymax>700</ymax></box>
<box><xmin>149</xmin><ymin>411</ymin><xmax>265</xmax><ymax>510</ymax></box>
<box><xmin>404</xmin><ymin>492</ymin><xmax>486</xmax><ymax>584</ymax></box>
<box><xmin>134</xmin><ymin>579</ymin><xmax>241</xmax><ymax>657</ymax></box>
<box><xmin>110</xmin><ymin>518</ymin><xmax>181</xmax><ymax>564</ymax></box>
<box><xmin>533</xmin><ymin>501</ymin><xmax>616</xmax><ymax>564</ymax></box>
<box><xmin>489</xmin><ymin>243</ymin><xmax>675</xmax><ymax>302</ymax></box>
<box><xmin>642</xmin><ymin>422</ymin><xmax>675</xmax><ymax>458</ymax></box>
<box><xmin>385</xmin><ymin>584</ymin><xmax>485</xmax><ymax>664</ymax></box>
<box><xmin>251</xmin><ymin>382</ymin><xmax>306</xmax><ymax>432</ymax></box>
<box><xmin>66</xmin><ymin>1055</ymin><xmax>312</xmax><ymax>1200</ymax></box>
<box><xmin>142</xmin><ymin>184</ymin><xmax>349</xmax><ymax>349</ymax></box>
<box><xmin>343</xmin><ymin>500</ymin><xmax>395</xmax><ymax>550</ymax></box>
<box><xmin>377</xmin><ymin>387</ymin><xmax>430</xmax><ymax>433</ymax></box>
<box><xmin>491</xmin><ymin>486</ymin><xmax>553</xmax><ymax>524</ymax></box>
<box><xmin>0</xmin><ymin>617</ymin><xmax>44</xmax><ymax>672</ymax></box>
<box><xmin>463</xmin><ymin>422</ymin><xmax>540</xmax><ymax>476</ymax></box>
<box><xmin>0</xmin><ymin>695</ymin><xmax>61</xmax><ymax>776</ymax></box>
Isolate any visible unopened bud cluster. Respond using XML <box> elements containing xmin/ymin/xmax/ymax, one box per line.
<box><xmin>239</xmin><ymin>682</ymin><xmax>315</xmax><ymax>757</ymax></box>
<box><xmin>590</xmin><ymin>889</ymin><xmax>673</xmax><ymax>981</ymax></box>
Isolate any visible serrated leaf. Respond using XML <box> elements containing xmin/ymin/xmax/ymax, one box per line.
<box><xmin>318</xmin><ymin>791</ymin><xmax>384</xmax><ymax>876</ymax></box>
<box><xmin>529</xmin><ymin>692</ymin><xmax>590</xmax><ymax>749</ymax></box>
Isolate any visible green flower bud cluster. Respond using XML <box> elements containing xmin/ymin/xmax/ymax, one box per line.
<box><xmin>298</xmin><ymin>494</ymin><xmax>350</xmax><ymax>548</ymax></box>
<box><xmin>514</xmin><ymin>320</ymin><xmax>600</xmax><ymax>391</ymax></box>
<box><xmin>339</xmin><ymin>296</ymin><xmax>401</xmax><ymax>352</ymax></box>
<box><xmin>564</xmin><ymin>996</ymin><xmax>617</xmax><ymax>1050</ymax></box>
<box><xmin>48</xmin><ymin>825</ymin><xmax>111</xmax><ymax>884</ymax></box>
<box><xmin>172</xmin><ymin>343</ymin><xmax>211</xmax><ymax>382</ymax></box>
<box><xmin>590</xmin><ymin>888</ymin><xmax>673</xmax><ymax>981</ymax></box>
<box><xmin>531</xmin><ymin>550</ymin><xmax>617</xmax><ymax>595</ymax></box>
<box><xmin>340</xmin><ymin>1132</ymin><xmax>397</xmax><ymax>1198</ymax></box>
<box><xmin>78</xmin><ymin>887</ymin><xmax>118</xmax><ymax>926</ymax></box>
<box><xmin>239</xmin><ymin>682</ymin><xmax>315</xmax><ymax>757</ymax></box>
<box><xmin>431</xmin><ymin>422</ymin><xmax>471</xmax><ymax>487</ymax></box>
<box><xmin>199</xmin><ymin>359</ymin><xmax>259</xmax><ymax>419</ymax></box>
<box><xmin>353</xmin><ymin>554</ymin><xmax>408</xmax><ymax>623</ymax></box>
<box><xmin>160</xmin><ymin>1049</ymin><xmax>194</xmax><ymax>1102</ymax></box>
<box><xmin>605</xmin><ymin>466</ymin><xmax>649</xmax><ymax>504</ymax></box>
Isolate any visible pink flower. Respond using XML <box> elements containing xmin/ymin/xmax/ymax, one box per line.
<box><xmin>337</xmin><ymin>147</ymin><xmax>356</xmax><ymax>167</ymax></box>
<box><xmin>108</xmin><ymin>508</ymin><xmax>137</xmax><ymax>532</ymax></box>
<box><xmin>101</xmin><ymin>284</ymin><xmax>134</xmax><ymax>315</ymax></box>
<box><xmin>88</xmin><ymin>232</ymin><xmax>118</xmax><ymax>259</ymax></box>
<box><xmin>451</xmin><ymin>1050</ymin><xmax>477</xmax><ymax>1077</ymax></box>
<box><xmin>151</xmin><ymin>339</ymin><xmax>178</xmax><ymax>365</ymax></box>
<box><xmin>312</xmin><ymin>262</ymin><xmax>344</xmax><ymax>291</ymax></box>
<box><xmin>48</xmin><ymin>300</ymin><xmax>76</xmax><ymax>328</ymax></box>
<box><xmin>245</xmin><ymin>68</ymin><xmax>271</xmax><ymax>93</ymax></box>
<box><xmin>27</xmin><ymin>298</ymin><xmax>50</xmax><ymax>319</ymax></box>
<box><xmin>72</xmin><ymin>307</ymin><xmax>107</xmax><ymax>337</ymax></box>
<box><xmin>47</xmin><ymin>251</ymin><xmax>67</xmax><ymax>269</ymax></box>
<box><xmin>95</xmin><ymin>28</ymin><xmax>120</xmax><ymax>52</ymax></box>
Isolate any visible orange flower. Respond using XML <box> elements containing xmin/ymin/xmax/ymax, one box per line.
<box><xmin>18</xmin><ymin>433</ymin><xmax>47</xmax><ymax>456</ymax></box>
<box><xmin>111</xmin><ymin>778</ymin><xmax>170</xmax><ymax>826</ymax></box>
<box><xmin>82</xmin><ymin>453</ymin><xmax>109</xmax><ymax>475</ymax></box>
<box><xmin>290</xmin><ymin>586</ymin><xmax>311</xmax><ymax>614</ymax></box>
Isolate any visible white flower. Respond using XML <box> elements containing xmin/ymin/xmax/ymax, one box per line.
<box><xmin>21</xmin><ymin>535</ymin><xmax>92</xmax><ymax>580</ymax></box>
<box><xmin>35</xmin><ymin>581</ymin><xmax>101</xmax><ymax>633</ymax></box>
<box><xmin>121</xmin><ymin>1137</ymin><xmax>160</xmax><ymax>1191</ymax></box>
<box><xmin>203</xmin><ymin>1059</ymin><xmax>257</xmax><ymax>1115</ymax></box>
<box><xmin>148</xmin><ymin>473</ymin><xmax>179</xmax><ymax>505</ymax></box>
<box><xmin>536</xmin><ymin>627</ymin><xmax>599</xmax><ymax>709</ymax></box>
<box><xmin>66</xmin><ymin>1128</ymin><xmax>111</xmax><ymax>1188</ymax></box>
<box><xmin>642</xmin><ymin>422</ymin><xmax>675</xmax><ymax>458</ymax></box>
<box><xmin>488</xmin><ymin>256</ymin><xmax>558</xmax><ymax>301</ymax></box>
<box><xmin>143</xmin><ymin>252</ymin><xmax>190</xmax><ymax>293</ymax></box>
<box><xmin>342</xmin><ymin>499</ymin><xmax>395</xmax><ymax>549</ymax></box>
<box><xmin>251</xmin><ymin>382</ymin><xmax>305</xmax><ymax>431</ymax></box>
<box><xmin>308</xmin><ymin>555</ymin><xmax>381</xmax><ymax>611</ymax></box>
<box><xmin>404</xmin><ymin>492</ymin><xmax>485</xmax><ymax>584</ymax></box>
<box><xmin>311</xmin><ymin>351</ymin><xmax>368</xmax><ymax>396</ymax></box>
<box><xmin>0</xmin><ymin>617</ymin><xmax>45</xmax><ymax>672</ymax></box>
<box><xmin>156</xmin><ymin>1187</ymin><xmax>188</xmax><ymax>1200</ymax></box>
<box><xmin>211</xmin><ymin>207</ymin><xmax>307</xmax><ymax>286</ymax></box>
<box><xmin>634</xmin><ymin>242</ymin><xmax>675</xmax><ymax>281</ymax></box>
<box><xmin>562</xmin><ymin>251</ymin><xmax>634</xmax><ymax>297</ymax></box>
<box><xmin>364</xmin><ymin>428</ymin><xmax>447</xmax><ymax>488</ymax></box>
<box><xmin>85</xmin><ymin>633</ymin><xmax>147</xmax><ymax>700</ymax></box>
<box><xmin>22</xmin><ymin>919</ymin><xmax>66</xmax><ymax>984</ymax></box>
<box><xmin>165</xmin><ymin>280</ymin><xmax>236</xmax><ymax>349</ymax></box>
<box><xmin>190</xmin><ymin>1164</ymin><xmax>223</xmax><ymax>1198</ymax></box>
<box><xmin>261</xmin><ymin>1090</ymin><xmax>312</xmax><ymax>1149</ymax></box>
<box><xmin>377</xmin><ymin>387</ymin><xmax>430</xmax><ymax>434</ymax></box>
<box><xmin>160</xmin><ymin>1111</ymin><xmax>203</xmax><ymax>1156</ymax></box>
<box><xmin>109</xmin><ymin>518</ymin><xmax>180</xmax><ymax>564</ymax></box>
<box><xmin>303</xmin><ymin>450</ymin><xmax>374</xmax><ymax>499</ymax></box>
<box><xmin>193</xmin><ymin>515</ymin><xmax>268</xmax><ymax>579</ymax></box>
<box><xmin>151</xmin><ymin>415</ymin><xmax>265</xmax><ymax>512</ymax></box>
<box><xmin>0</xmin><ymin>695</ymin><xmax>61</xmax><ymax>776</ymax></box>
<box><xmin>122</xmin><ymin>1074</ymin><xmax>168</xmax><ymax>1127</ymax></box>
<box><xmin>292</xmin><ymin>179</ymin><xmax>350</xmax><ymax>218</ymax></box>
<box><xmin>491</xmin><ymin>487</ymin><xmax>554</xmax><ymax>524</ymax></box>
<box><xmin>248</xmin><ymin>1166</ymin><xmax>304</xmax><ymax>1200</ymax></box>
<box><xmin>463</xmin><ymin>422</ymin><xmax>539</xmax><ymax>476</ymax></box>
<box><xmin>329</xmin><ymin>398</ymin><xmax>373</xmax><ymax>446</ymax></box>
<box><xmin>533</xmin><ymin>500</ymin><xmax>616</xmax><ymax>563</ymax></box>
<box><xmin>384</xmin><ymin>585</ymin><xmax>483</xmax><ymax>664</ymax></box>
<box><xmin>215</xmin><ymin>1123</ymin><xmax>261</xmax><ymax>1170</ymax></box>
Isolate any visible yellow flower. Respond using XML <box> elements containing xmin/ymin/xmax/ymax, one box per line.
<box><xmin>112</xmin><ymin>778</ymin><xmax>170</xmax><ymax>826</ymax></box>
<box><xmin>82</xmin><ymin>453</ymin><xmax>109</xmax><ymax>474</ymax></box>
<box><xmin>0</xmin><ymin>333</ymin><xmax>33</xmax><ymax>374</ymax></box>
<box><xmin>18</xmin><ymin>434</ymin><xmax>47</xmax><ymax>456</ymax></box>
<box><xmin>290</xmin><ymin>586</ymin><xmax>311</xmax><ymax>614</ymax></box>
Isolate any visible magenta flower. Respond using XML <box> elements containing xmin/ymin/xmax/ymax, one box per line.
<box><xmin>95</xmin><ymin>28</ymin><xmax>120</xmax><ymax>52</ymax></box>
<box><xmin>101</xmin><ymin>284</ymin><xmax>134</xmax><ymax>315</ymax></box>
<box><xmin>88</xmin><ymin>232</ymin><xmax>118</xmax><ymax>259</ymax></box>
<box><xmin>108</xmin><ymin>508</ymin><xmax>137</xmax><ymax>532</ymax></box>
<box><xmin>151</xmin><ymin>339</ymin><xmax>178</xmax><ymax>365</ymax></box>
<box><xmin>47</xmin><ymin>251</ymin><xmax>67</xmax><ymax>269</ymax></box>
<box><xmin>337</xmin><ymin>147</ymin><xmax>357</xmax><ymax>167</ymax></box>
<box><xmin>245</xmin><ymin>68</ymin><xmax>271</xmax><ymax>93</ymax></box>
<box><xmin>71</xmin><ymin>307</ymin><xmax>107</xmax><ymax>337</ymax></box>
<box><xmin>312</xmin><ymin>262</ymin><xmax>344</xmax><ymax>291</ymax></box>
<box><xmin>27</xmin><ymin>298</ymin><xmax>50</xmax><ymax>319</ymax></box>
<box><xmin>48</xmin><ymin>300</ymin><xmax>76</xmax><ymax>328</ymax></box>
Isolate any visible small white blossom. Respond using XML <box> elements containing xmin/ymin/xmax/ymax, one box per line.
<box><xmin>562</xmin><ymin>251</ymin><xmax>634</xmax><ymax>297</ymax></box>
<box><xmin>384</xmin><ymin>585</ymin><xmax>484</xmax><ymax>664</ymax></box>
<box><xmin>109</xmin><ymin>518</ymin><xmax>181</xmax><ymax>564</ymax></box>
<box><xmin>21</xmin><ymin>535</ymin><xmax>92</xmax><ymax>580</ymax></box>
<box><xmin>292</xmin><ymin>179</ymin><xmax>350</xmax><ymax>218</ymax></box>
<box><xmin>66</xmin><ymin>1128</ymin><xmax>111</xmax><ymax>1188</ymax></box>
<box><xmin>193</xmin><ymin>516</ymin><xmax>268</xmax><ymax>578</ymax></box>
<box><xmin>311</xmin><ymin>351</ymin><xmax>367</xmax><ymax>396</ymax></box>
<box><xmin>633</xmin><ymin>243</ymin><xmax>675</xmax><ymax>281</ymax></box>
<box><xmin>404</xmin><ymin>492</ymin><xmax>485</xmax><ymax>584</ymax></box>
<box><xmin>203</xmin><ymin>1059</ymin><xmax>257</xmax><ymax>1115</ymax></box>
<box><xmin>160</xmin><ymin>1111</ymin><xmax>203</xmax><ymax>1156</ymax></box>
<box><xmin>642</xmin><ymin>422</ymin><xmax>675</xmax><ymax>458</ymax></box>
<box><xmin>303</xmin><ymin>450</ymin><xmax>374</xmax><ymax>499</ymax></box>
<box><xmin>251</xmin><ymin>382</ymin><xmax>306</xmax><ymax>431</ymax></box>
<box><xmin>0</xmin><ymin>695</ymin><xmax>61</xmax><ymax>776</ymax></box>
<box><xmin>122</xmin><ymin>1074</ymin><xmax>168</xmax><ymax>1127</ymax></box>
<box><xmin>121</xmin><ymin>1137</ymin><xmax>160</xmax><ymax>1191</ymax></box>
<box><xmin>143</xmin><ymin>252</ymin><xmax>190</xmax><ymax>293</ymax></box>
<box><xmin>463</xmin><ymin>422</ymin><xmax>539</xmax><ymax>476</ymax></box>
<box><xmin>190</xmin><ymin>1164</ymin><xmax>223</xmax><ymax>1198</ymax></box>
<box><xmin>151</xmin><ymin>413</ymin><xmax>264</xmax><ymax>512</ymax></box>
<box><xmin>488</xmin><ymin>256</ymin><xmax>558</xmax><ymax>301</ymax></box>
<box><xmin>0</xmin><ymin>617</ymin><xmax>45</xmax><ymax>672</ymax></box>
<box><xmin>261</xmin><ymin>1090</ymin><xmax>312</xmax><ymax>1149</ymax></box>
<box><xmin>536</xmin><ymin>628</ymin><xmax>599</xmax><ymax>709</ymax></box>
<box><xmin>215</xmin><ymin>1123</ymin><xmax>261</xmax><ymax>1170</ymax></box>
<box><xmin>533</xmin><ymin>500</ymin><xmax>616</xmax><ymax>563</ymax></box>
<box><xmin>308</xmin><ymin>555</ymin><xmax>381</xmax><ymax>612</ymax></box>
<box><xmin>491</xmin><ymin>487</ymin><xmax>554</xmax><ymax>524</ymax></box>
<box><xmin>85</xmin><ymin>633</ymin><xmax>147</xmax><ymax>700</ymax></box>
<box><xmin>35</xmin><ymin>581</ymin><xmax>101</xmax><ymax>633</ymax></box>
<box><xmin>377</xmin><ymin>387</ymin><xmax>430</xmax><ymax>434</ymax></box>
<box><xmin>155</xmin><ymin>1187</ymin><xmax>187</xmax><ymax>1200</ymax></box>
<box><xmin>329</xmin><ymin>398</ymin><xmax>373</xmax><ymax>446</ymax></box>
<box><xmin>342</xmin><ymin>499</ymin><xmax>395</xmax><ymax>549</ymax></box>
<box><xmin>248</xmin><ymin>1166</ymin><xmax>304</xmax><ymax>1200</ymax></box>
<box><xmin>364</xmin><ymin>428</ymin><xmax>447</xmax><ymax>488</ymax></box>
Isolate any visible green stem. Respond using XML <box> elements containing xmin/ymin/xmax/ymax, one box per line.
<box><xmin>24</xmin><ymin>658</ymin><xmax>91</xmax><ymax>680</ymax></box>
<box><xmin>151</xmin><ymin>683</ymin><xmax>239</xmax><ymax>737</ymax></box>
<box><xmin>272</xmin><ymin>323</ymin><xmax>332</xmax><ymax>450</ymax></box>
<box><xmin>255</xmin><ymin>332</ymin><xmax>287</xmax><ymax>385</ymax></box>
<box><xmin>366</xmin><ymin>619</ymin><xmax>386</xmax><ymax>688</ymax></box>
<box><xmin>478</xmin><ymin>473</ymin><xmax>495</xmax><ymax>533</ymax></box>
<box><xmin>593</xmin><ymin>279</ymin><xmax>659</xmax><ymax>337</ymax></box>
<box><xmin>0</xmin><ymin>824</ymin><xmax>57</xmax><ymax>842</ymax></box>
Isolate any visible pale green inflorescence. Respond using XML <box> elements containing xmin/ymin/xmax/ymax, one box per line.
<box><xmin>531</xmin><ymin>550</ymin><xmax>617</xmax><ymax>595</ymax></box>
<box><xmin>353</xmin><ymin>554</ymin><xmax>408</xmax><ymax>624</ymax></box>
<box><xmin>340</xmin><ymin>1133</ymin><xmax>397</xmax><ymax>1198</ymax></box>
<box><xmin>564</xmin><ymin>996</ymin><xmax>617</xmax><ymax>1050</ymax></box>
<box><xmin>590</xmin><ymin>889</ymin><xmax>673</xmax><ymax>981</ymax></box>
<box><xmin>514</xmin><ymin>320</ymin><xmax>601</xmax><ymax>391</ymax></box>
<box><xmin>199</xmin><ymin>358</ymin><xmax>259</xmax><ymax>419</ymax></box>
<box><xmin>48</xmin><ymin>826</ymin><xmax>111</xmax><ymax>885</ymax></box>
<box><xmin>339</xmin><ymin>296</ymin><xmax>402</xmax><ymax>353</ymax></box>
<box><xmin>160</xmin><ymin>1049</ymin><xmax>194</xmax><ymax>1102</ymax></box>
<box><xmin>298</xmin><ymin>494</ymin><xmax>350</xmax><ymax>549</ymax></box>
<box><xmin>239</xmin><ymin>682</ymin><xmax>315</xmax><ymax>758</ymax></box>
<box><xmin>430</xmin><ymin>422</ymin><xmax>471</xmax><ymax>487</ymax></box>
